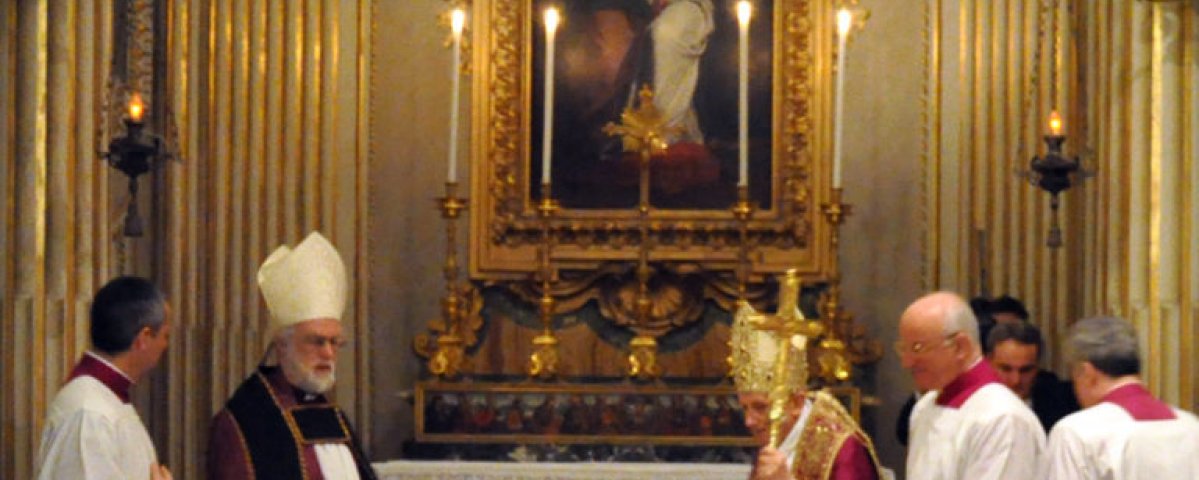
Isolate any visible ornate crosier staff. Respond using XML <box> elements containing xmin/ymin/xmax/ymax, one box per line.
<box><xmin>730</xmin><ymin>270</ymin><xmax>824</xmax><ymax>448</ymax></box>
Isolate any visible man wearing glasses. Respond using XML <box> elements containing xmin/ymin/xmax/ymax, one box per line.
<box><xmin>898</xmin><ymin>292</ymin><xmax>1045</xmax><ymax>480</ymax></box>
<box><xmin>207</xmin><ymin>232</ymin><xmax>376</xmax><ymax>479</ymax></box>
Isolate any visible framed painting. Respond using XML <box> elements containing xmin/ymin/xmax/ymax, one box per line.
<box><xmin>468</xmin><ymin>0</ymin><xmax>840</xmax><ymax>281</ymax></box>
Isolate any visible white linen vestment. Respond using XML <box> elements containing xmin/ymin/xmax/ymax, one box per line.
<box><xmin>1045</xmin><ymin>383</ymin><xmax>1199</xmax><ymax>480</ymax></box>
<box><xmin>36</xmin><ymin>353</ymin><xmax>157</xmax><ymax>480</ymax></box>
<box><xmin>906</xmin><ymin>359</ymin><xmax>1046</xmax><ymax>480</ymax></box>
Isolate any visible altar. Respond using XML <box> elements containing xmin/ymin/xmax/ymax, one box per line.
<box><xmin>373</xmin><ymin>460</ymin><xmax>751</xmax><ymax>480</ymax></box>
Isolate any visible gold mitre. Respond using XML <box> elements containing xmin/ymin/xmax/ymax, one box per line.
<box><xmin>257</xmin><ymin>231</ymin><xmax>348</xmax><ymax>335</ymax></box>
<box><xmin>730</xmin><ymin>301</ymin><xmax>810</xmax><ymax>395</ymax></box>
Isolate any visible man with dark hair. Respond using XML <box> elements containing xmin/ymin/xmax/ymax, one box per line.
<box><xmin>988</xmin><ymin>295</ymin><xmax>1030</xmax><ymax>324</ymax></box>
<box><xmin>1045</xmin><ymin>316</ymin><xmax>1199</xmax><ymax>479</ymax></box>
<box><xmin>36</xmin><ymin>276</ymin><xmax>172</xmax><ymax>480</ymax></box>
<box><xmin>986</xmin><ymin>321</ymin><xmax>1079</xmax><ymax>431</ymax></box>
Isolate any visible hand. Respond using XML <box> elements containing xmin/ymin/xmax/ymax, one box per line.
<box><xmin>753</xmin><ymin>446</ymin><xmax>791</xmax><ymax>480</ymax></box>
<box><xmin>150</xmin><ymin>463</ymin><xmax>173</xmax><ymax>480</ymax></box>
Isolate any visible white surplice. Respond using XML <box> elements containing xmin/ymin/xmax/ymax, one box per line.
<box><xmin>36</xmin><ymin>375</ymin><xmax>156</xmax><ymax>480</ymax></box>
<box><xmin>906</xmin><ymin>362</ymin><xmax>1046</xmax><ymax>480</ymax></box>
<box><xmin>1045</xmin><ymin>399</ymin><xmax>1199</xmax><ymax>479</ymax></box>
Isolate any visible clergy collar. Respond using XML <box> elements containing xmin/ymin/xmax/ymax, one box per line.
<box><xmin>935</xmin><ymin>357</ymin><xmax>1001</xmax><ymax>408</ymax></box>
<box><xmin>69</xmin><ymin>352</ymin><xmax>135</xmax><ymax>403</ymax></box>
<box><xmin>1100</xmin><ymin>382</ymin><xmax>1175</xmax><ymax>421</ymax></box>
<box><xmin>777</xmin><ymin>396</ymin><xmax>812</xmax><ymax>460</ymax></box>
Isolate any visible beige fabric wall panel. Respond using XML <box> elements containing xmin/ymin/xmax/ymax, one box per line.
<box><xmin>158</xmin><ymin>0</ymin><xmax>372</xmax><ymax>477</ymax></box>
<box><xmin>1</xmin><ymin>1</ymin><xmax>117</xmax><ymax>478</ymax></box>
<box><xmin>1077</xmin><ymin>1</ymin><xmax>1197</xmax><ymax>410</ymax></box>
<box><xmin>926</xmin><ymin>0</ymin><xmax>1075</xmax><ymax>368</ymax></box>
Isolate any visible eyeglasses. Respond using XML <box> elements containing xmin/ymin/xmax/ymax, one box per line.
<box><xmin>893</xmin><ymin>332</ymin><xmax>959</xmax><ymax>357</ymax></box>
<box><xmin>299</xmin><ymin>335</ymin><xmax>349</xmax><ymax>351</ymax></box>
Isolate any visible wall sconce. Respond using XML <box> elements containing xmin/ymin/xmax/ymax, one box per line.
<box><xmin>101</xmin><ymin>92</ymin><xmax>168</xmax><ymax>237</ymax></box>
<box><xmin>1024</xmin><ymin>111</ymin><xmax>1086</xmax><ymax>248</ymax></box>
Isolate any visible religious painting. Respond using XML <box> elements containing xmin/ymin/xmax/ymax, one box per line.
<box><xmin>528</xmin><ymin>0</ymin><xmax>775</xmax><ymax>210</ymax></box>
<box><xmin>470</xmin><ymin>0</ymin><xmax>836</xmax><ymax>282</ymax></box>
<box><xmin>415</xmin><ymin>382</ymin><xmax>755</xmax><ymax>446</ymax></box>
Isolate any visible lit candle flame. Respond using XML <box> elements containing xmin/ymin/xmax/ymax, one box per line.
<box><xmin>1048</xmin><ymin>110</ymin><xmax>1063</xmax><ymax>136</ymax></box>
<box><xmin>128</xmin><ymin>93</ymin><xmax>145</xmax><ymax>123</ymax></box>
<box><xmin>736</xmin><ymin>1</ymin><xmax>752</xmax><ymax>27</ymax></box>
<box><xmin>544</xmin><ymin>7</ymin><xmax>560</xmax><ymax>36</ymax></box>
<box><xmin>837</xmin><ymin>9</ymin><xmax>853</xmax><ymax>38</ymax></box>
<box><xmin>450</xmin><ymin>8</ymin><xmax>465</xmax><ymax>38</ymax></box>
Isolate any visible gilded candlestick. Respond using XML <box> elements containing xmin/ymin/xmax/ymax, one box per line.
<box><xmin>528</xmin><ymin>183</ymin><xmax>561</xmax><ymax>379</ymax></box>
<box><xmin>429</xmin><ymin>181</ymin><xmax>469</xmax><ymax>378</ymax></box>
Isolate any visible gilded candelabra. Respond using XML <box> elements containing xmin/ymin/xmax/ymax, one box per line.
<box><xmin>815</xmin><ymin>187</ymin><xmax>882</xmax><ymax>384</ymax></box>
<box><xmin>527</xmin><ymin>183</ymin><xmax>561</xmax><ymax>379</ymax></box>
<box><xmin>428</xmin><ymin>181</ymin><xmax>469</xmax><ymax>378</ymax></box>
<box><xmin>604</xmin><ymin>86</ymin><xmax>679</xmax><ymax>381</ymax></box>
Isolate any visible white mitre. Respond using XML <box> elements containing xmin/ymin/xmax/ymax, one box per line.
<box><xmin>257</xmin><ymin>231</ymin><xmax>347</xmax><ymax>334</ymax></box>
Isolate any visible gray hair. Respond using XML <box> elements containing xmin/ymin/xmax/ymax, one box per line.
<box><xmin>942</xmin><ymin>296</ymin><xmax>981</xmax><ymax>347</ymax></box>
<box><xmin>1066</xmin><ymin>316</ymin><xmax>1140</xmax><ymax>377</ymax></box>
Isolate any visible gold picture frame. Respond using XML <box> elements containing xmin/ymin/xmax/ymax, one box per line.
<box><xmin>467</xmin><ymin>0</ymin><xmax>838</xmax><ymax>282</ymax></box>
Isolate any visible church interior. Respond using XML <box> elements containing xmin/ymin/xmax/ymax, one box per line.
<box><xmin>2</xmin><ymin>0</ymin><xmax>1198</xmax><ymax>478</ymax></box>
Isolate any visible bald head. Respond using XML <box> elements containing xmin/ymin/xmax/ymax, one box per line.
<box><xmin>901</xmin><ymin>292</ymin><xmax>981</xmax><ymax>346</ymax></box>
<box><xmin>897</xmin><ymin>292</ymin><xmax>983</xmax><ymax>391</ymax></box>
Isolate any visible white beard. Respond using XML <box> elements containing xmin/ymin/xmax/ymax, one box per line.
<box><xmin>294</xmin><ymin>365</ymin><xmax>335</xmax><ymax>394</ymax></box>
<box><xmin>280</xmin><ymin>343</ymin><xmax>336</xmax><ymax>394</ymax></box>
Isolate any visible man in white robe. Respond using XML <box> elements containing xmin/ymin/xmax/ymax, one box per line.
<box><xmin>1045</xmin><ymin>316</ymin><xmax>1199</xmax><ymax>479</ymax></box>
<box><xmin>36</xmin><ymin>276</ymin><xmax>173</xmax><ymax>480</ymax></box>
<box><xmin>899</xmin><ymin>292</ymin><xmax>1046</xmax><ymax>480</ymax></box>
<box><xmin>207</xmin><ymin>231</ymin><xmax>374</xmax><ymax>480</ymax></box>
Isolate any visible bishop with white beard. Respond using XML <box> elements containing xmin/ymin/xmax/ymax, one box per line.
<box><xmin>206</xmin><ymin>232</ymin><xmax>375</xmax><ymax>480</ymax></box>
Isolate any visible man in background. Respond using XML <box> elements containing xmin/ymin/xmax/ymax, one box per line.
<box><xmin>986</xmin><ymin>321</ymin><xmax>1079</xmax><ymax>431</ymax></box>
<box><xmin>36</xmin><ymin>276</ymin><xmax>172</xmax><ymax>480</ymax></box>
<box><xmin>1045</xmin><ymin>316</ymin><xmax>1199</xmax><ymax>479</ymax></box>
<box><xmin>207</xmin><ymin>232</ymin><xmax>375</xmax><ymax>479</ymax></box>
<box><xmin>899</xmin><ymin>292</ymin><xmax>1045</xmax><ymax>479</ymax></box>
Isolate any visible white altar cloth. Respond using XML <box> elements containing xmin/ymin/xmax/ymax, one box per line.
<box><xmin>373</xmin><ymin>460</ymin><xmax>751</xmax><ymax>480</ymax></box>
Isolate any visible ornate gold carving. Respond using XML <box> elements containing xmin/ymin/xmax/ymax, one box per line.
<box><xmin>471</xmin><ymin>0</ymin><xmax>825</xmax><ymax>279</ymax></box>
<box><xmin>627</xmin><ymin>336</ymin><xmax>660</xmax><ymax>381</ymax></box>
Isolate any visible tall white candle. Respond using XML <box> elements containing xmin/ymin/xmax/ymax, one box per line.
<box><xmin>541</xmin><ymin>7</ymin><xmax>560</xmax><ymax>186</ymax></box>
<box><xmin>448</xmin><ymin>9</ymin><xmax>466</xmax><ymax>183</ymax></box>
<box><xmin>833</xmin><ymin>9</ymin><xmax>852</xmax><ymax>189</ymax></box>
<box><xmin>736</xmin><ymin>1</ymin><xmax>752</xmax><ymax>188</ymax></box>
